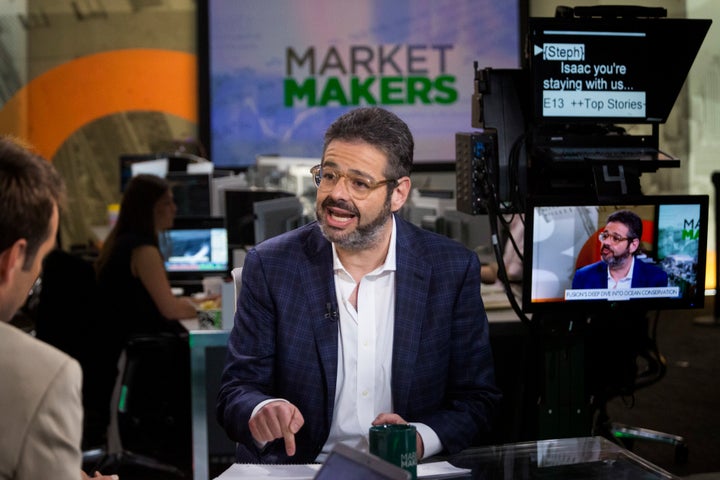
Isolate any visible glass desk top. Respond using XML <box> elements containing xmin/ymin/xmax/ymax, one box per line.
<box><xmin>438</xmin><ymin>436</ymin><xmax>678</xmax><ymax>480</ymax></box>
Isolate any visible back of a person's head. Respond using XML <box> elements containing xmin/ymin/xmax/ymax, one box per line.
<box><xmin>95</xmin><ymin>173</ymin><xmax>170</xmax><ymax>275</ymax></box>
<box><xmin>0</xmin><ymin>135</ymin><xmax>65</xmax><ymax>266</ymax></box>
<box><xmin>116</xmin><ymin>174</ymin><xmax>170</xmax><ymax>236</ymax></box>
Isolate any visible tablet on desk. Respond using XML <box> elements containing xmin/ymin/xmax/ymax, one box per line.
<box><xmin>314</xmin><ymin>443</ymin><xmax>411</xmax><ymax>480</ymax></box>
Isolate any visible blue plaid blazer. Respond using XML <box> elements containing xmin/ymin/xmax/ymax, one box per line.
<box><xmin>217</xmin><ymin>214</ymin><xmax>501</xmax><ymax>463</ymax></box>
<box><xmin>572</xmin><ymin>257</ymin><xmax>669</xmax><ymax>289</ymax></box>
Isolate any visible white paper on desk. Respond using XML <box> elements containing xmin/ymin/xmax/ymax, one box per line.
<box><xmin>418</xmin><ymin>461</ymin><xmax>472</xmax><ymax>478</ymax></box>
<box><xmin>215</xmin><ymin>461</ymin><xmax>471</xmax><ymax>479</ymax></box>
<box><xmin>214</xmin><ymin>463</ymin><xmax>320</xmax><ymax>479</ymax></box>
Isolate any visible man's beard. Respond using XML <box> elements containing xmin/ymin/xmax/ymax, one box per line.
<box><xmin>602</xmin><ymin>246</ymin><xmax>632</xmax><ymax>268</ymax></box>
<box><xmin>317</xmin><ymin>197</ymin><xmax>393</xmax><ymax>251</ymax></box>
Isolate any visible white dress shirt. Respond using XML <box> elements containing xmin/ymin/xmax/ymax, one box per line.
<box><xmin>606</xmin><ymin>255</ymin><xmax>635</xmax><ymax>300</ymax></box>
<box><xmin>318</xmin><ymin>217</ymin><xmax>441</xmax><ymax>461</ymax></box>
<box><xmin>252</xmin><ymin>218</ymin><xmax>441</xmax><ymax>461</ymax></box>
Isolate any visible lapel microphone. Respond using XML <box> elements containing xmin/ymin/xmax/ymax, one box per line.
<box><xmin>325</xmin><ymin>302</ymin><xmax>338</xmax><ymax>321</ymax></box>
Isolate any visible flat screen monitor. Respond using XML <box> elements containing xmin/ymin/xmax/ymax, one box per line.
<box><xmin>119</xmin><ymin>153</ymin><xmax>169</xmax><ymax>192</ymax></box>
<box><xmin>435</xmin><ymin>210</ymin><xmax>492</xmax><ymax>251</ymax></box>
<box><xmin>253</xmin><ymin>196</ymin><xmax>305</xmax><ymax>245</ymax></box>
<box><xmin>161</xmin><ymin>217</ymin><xmax>229</xmax><ymax>283</ymax></box>
<box><xmin>224</xmin><ymin>189</ymin><xmax>296</xmax><ymax>247</ymax></box>
<box><xmin>254</xmin><ymin>155</ymin><xmax>319</xmax><ymax>194</ymax></box>
<box><xmin>119</xmin><ymin>153</ymin><xmax>214</xmax><ymax>193</ymax></box>
<box><xmin>210</xmin><ymin>174</ymin><xmax>251</xmax><ymax>216</ymax></box>
<box><xmin>166</xmin><ymin>172</ymin><xmax>212</xmax><ymax>217</ymax></box>
<box><xmin>526</xmin><ymin>16</ymin><xmax>710</xmax><ymax>125</ymax></box>
<box><xmin>255</xmin><ymin>155</ymin><xmax>319</xmax><ymax>172</ymax></box>
<box><xmin>197</xmin><ymin>0</ymin><xmax>526</xmax><ymax>168</ymax></box>
<box><xmin>130</xmin><ymin>158</ymin><xmax>168</xmax><ymax>178</ymax></box>
<box><xmin>522</xmin><ymin>195</ymin><xmax>708</xmax><ymax>314</ymax></box>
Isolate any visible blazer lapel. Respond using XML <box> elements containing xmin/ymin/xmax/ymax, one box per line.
<box><xmin>391</xmin><ymin>219</ymin><xmax>431</xmax><ymax>413</ymax></box>
<box><xmin>301</xmin><ymin>219</ymin><xmax>431</xmax><ymax>417</ymax></box>
<box><xmin>303</xmin><ymin>226</ymin><xmax>340</xmax><ymax>425</ymax></box>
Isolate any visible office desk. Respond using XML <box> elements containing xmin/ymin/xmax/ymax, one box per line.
<box><xmin>183</xmin><ymin>325</ymin><xmax>235</xmax><ymax>480</ymax></box>
<box><xmin>443</xmin><ymin>436</ymin><xmax>678</xmax><ymax>479</ymax></box>
<box><xmin>181</xmin><ymin>303</ymin><xmax>530</xmax><ymax>480</ymax></box>
<box><xmin>213</xmin><ymin>436</ymin><xmax>677</xmax><ymax>479</ymax></box>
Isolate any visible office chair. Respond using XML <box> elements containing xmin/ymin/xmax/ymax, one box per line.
<box><xmin>587</xmin><ymin>309</ymin><xmax>689</xmax><ymax>464</ymax></box>
<box><xmin>34</xmin><ymin>250</ymin><xmax>190</xmax><ymax>478</ymax></box>
<box><xmin>231</xmin><ymin>267</ymin><xmax>243</xmax><ymax>309</ymax></box>
<box><xmin>34</xmin><ymin>249</ymin><xmax>114</xmax><ymax>449</ymax></box>
<box><xmin>82</xmin><ymin>333</ymin><xmax>191</xmax><ymax>478</ymax></box>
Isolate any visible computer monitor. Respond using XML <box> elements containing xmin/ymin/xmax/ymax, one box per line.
<box><xmin>253</xmin><ymin>196</ymin><xmax>305</xmax><ymax>245</ymax></box>
<box><xmin>526</xmin><ymin>16</ymin><xmax>711</xmax><ymax>126</ymax></box>
<box><xmin>255</xmin><ymin>155</ymin><xmax>319</xmax><ymax>172</ymax></box>
<box><xmin>119</xmin><ymin>153</ymin><xmax>214</xmax><ymax>193</ymax></box>
<box><xmin>223</xmin><ymin>189</ymin><xmax>295</xmax><ymax>248</ymax></box>
<box><xmin>198</xmin><ymin>0</ymin><xmax>526</xmax><ymax>169</ymax></box>
<box><xmin>522</xmin><ymin>195</ymin><xmax>709</xmax><ymax>314</ymax></box>
<box><xmin>130</xmin><ymin>158</ymin><xmax>168</xmax><ymax>178</ymax></box>
<box><xmin>210</xmin><ymin>174</ymin><xmax>251</xmax><ymax>217</ymax></box>
<box><xmin>435</xmin><ymin>210</ymin><xmax>492</xmax><ymax>251</ymax></box>
<box><xmin>161</xmin><ymin>217</ymin><xmax>229</xmax><ymax>286</ymax></box>
<box><xmin>251</xmin><ymin>156</ymin><xmax>319</xmax><ymax>194</ymax></box>
<box><xmin>119</xmin><ymin>154</ymin><xmax>169</xmax><ymax>192</ymax></box>
<box><xmin>286</xmin><ymin>164</ymin><xmax>318</xmax><ymax>199</ymax></box>
<box><xmin>166</xmin><ymin>172</ymin><xmax>212</xmax><ymax>217</ymax></box>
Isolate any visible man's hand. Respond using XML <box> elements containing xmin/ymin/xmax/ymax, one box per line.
<box><xmin>249</xmin><ymin>400</ymin><xmax>305</xmax><ymax>456</ymax></box>
<box><xmin>372</xmin><ymin>412</ymin><xmax>424</xmax><ymax>460</ymax></box>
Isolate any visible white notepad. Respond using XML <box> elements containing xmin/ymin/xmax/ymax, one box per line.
<box><xmin>215</xmin><ymin>460</ymin><xmax>471</xmax><ymax>479</ymax></box>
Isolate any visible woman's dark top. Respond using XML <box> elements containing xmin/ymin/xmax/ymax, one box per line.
<box><xmin>97</xmin><ymin>232</ymin><xmax>178</xmax><ymax>341</ymax></box>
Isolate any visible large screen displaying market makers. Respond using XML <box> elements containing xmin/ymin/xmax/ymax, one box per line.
<box><xmin>522</xmin><ymin>195</ymin><xmax>709</xmax><ymax>314</ymax></box>
<box><xmin>198</xmin><ymin>0</ymin><xmax>526</xmax><ymax>168</ymax></box>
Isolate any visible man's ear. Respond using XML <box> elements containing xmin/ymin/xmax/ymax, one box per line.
<box><xmin>629</xmin><ymin>237</ymin><xmax>640</xmax><ymax>254</ymax></box>
<box><xmin>390</xmin><ymin>177</ymin><xmax>412</xmax><ymax>212</ymax></box>
<box><xmin>0</xmin><ymin>239</ymin><xmax>27</xmax><ymax>285</ymax></box>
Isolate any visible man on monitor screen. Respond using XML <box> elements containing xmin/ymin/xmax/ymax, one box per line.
<box><xmin>572</xmin><ymin>209</ymin><xmax>668</xmax><ymax>290</ymax></box>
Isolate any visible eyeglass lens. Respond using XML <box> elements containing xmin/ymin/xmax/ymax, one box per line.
<box><xmin>599</xmin><ymin>231</ymin><xmax>629</xmax><ymax>243</ymax></box>
<box><xmin>310</xmin><ymin>165</ymin><xmax>390</xmax><ymax>199</ymax></box>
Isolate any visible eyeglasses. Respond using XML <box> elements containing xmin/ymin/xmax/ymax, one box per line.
<box><xmin>598</xmin><ymin>231</ymin><xmax>634</xmax><ymax>244</ymax></box>
<box><xmin>310</xmin><ymin>164</ymin><xmax>398</xmax><ymax>199</ymax></box>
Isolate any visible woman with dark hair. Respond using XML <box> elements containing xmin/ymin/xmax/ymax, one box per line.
<box><xmin>92</xmin><ymin>174</ymin><xmax>199</xmax><ymax>451</ymax></box>
<box><xmin>95</xmin><ymin>173</ymin><xmax>197</xmax><ymax>332</ymax></box>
